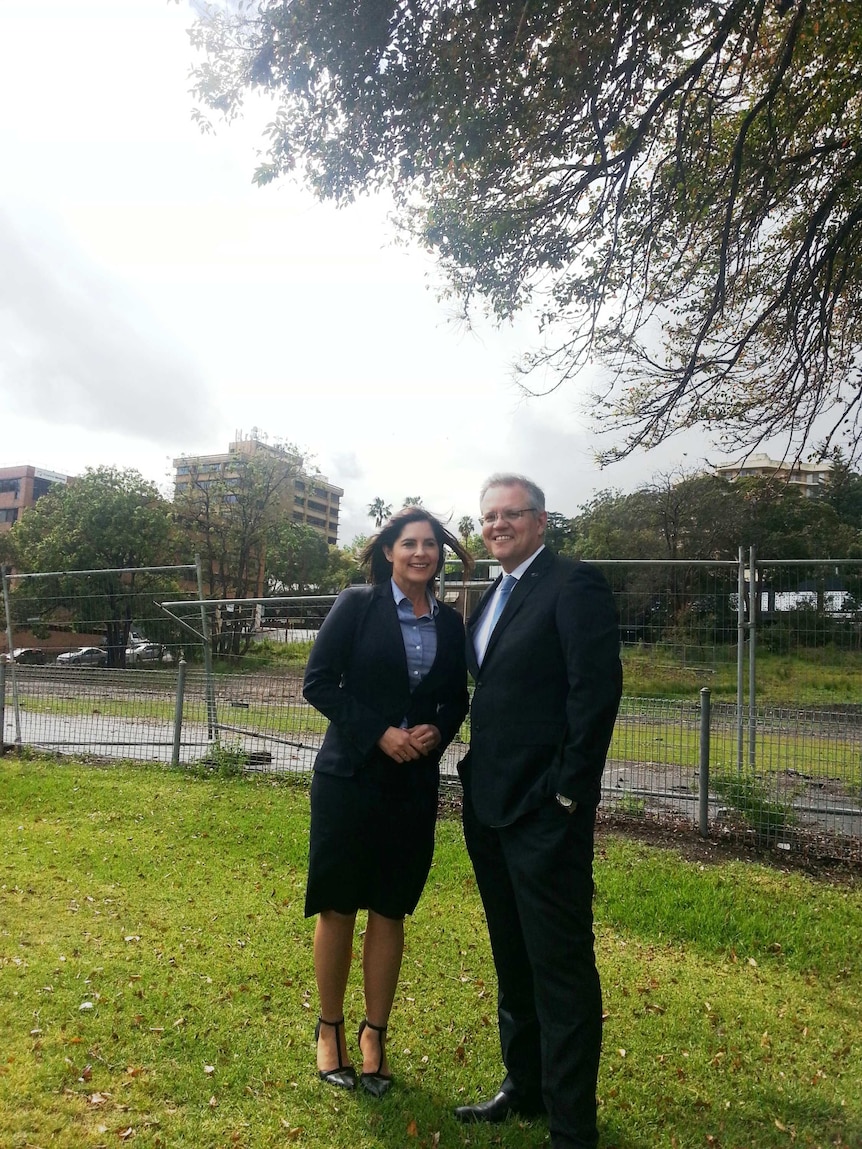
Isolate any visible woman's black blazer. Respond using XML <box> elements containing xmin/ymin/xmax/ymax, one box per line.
<box><xmin>303</xmin><ymin>583</ymin><xmax>468</xmax><ymax>777</ymax></box>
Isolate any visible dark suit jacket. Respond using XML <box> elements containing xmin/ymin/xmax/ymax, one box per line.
<box><xmin>303</xmin><ymin>583</ymin><xmax>468</xmax><ymax>777</ymax></box>
<box><xmin>461</xmin><ymin>549</ymin><xmax>622</xmax><ymax>826</ymax></box>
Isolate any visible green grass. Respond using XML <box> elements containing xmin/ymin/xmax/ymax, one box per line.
<box><xmin>610</xmin><ymin>715</ymin><xmax>859</xmax><ymax>781</ymax></box>
<box><xmin>1</xmin><ymin>757</ymin><xmax>859</xmax><ymax>1149</ymax></box>
<box><xmin>215</xmin><ymin>639</ymin><xmax>316</xmax><ymax>673</ymax></box>
<box><xmin>9</xmin><ymin>692</ymin><xmax>330</xmax><ymax>739</ymax></box>
<box><xmin>623</xmin><ymin>646</ymin><xmax>862</xmax><ymax>705</ymax></box>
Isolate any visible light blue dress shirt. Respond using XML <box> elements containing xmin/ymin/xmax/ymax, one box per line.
<box><xmin>391</xmin><ymin>579</ymin><xmax>439</xmax><ymax>693</ymax></box>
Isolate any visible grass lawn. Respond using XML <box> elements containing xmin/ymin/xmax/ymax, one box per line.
<box><xmin>622</xmin><ymin>646</ymin><xmax>862</xmax><ymax>706</ymax></box>
<box><xmin>1</xmin><ymin>757</ymin><xmax>860</xmax><ymax>1149</ymax></box>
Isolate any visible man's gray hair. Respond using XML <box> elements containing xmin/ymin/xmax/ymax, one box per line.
<box><xmin>480</xmin><ymin>473</ymin><xmax>546</xmax><ymax>513</ymax></box>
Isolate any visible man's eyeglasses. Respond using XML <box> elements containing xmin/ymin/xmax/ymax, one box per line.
<box><xmin>480</xmin><ymin>508</ymin><xmax>538</xmax><ymax>526</ymax></box>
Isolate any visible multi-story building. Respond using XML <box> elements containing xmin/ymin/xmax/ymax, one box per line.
<box><xmin>713</xmin><ymin>452</ymin><xmax>832</xmax><ymax>498</ymax></box>
<box><xmin>173</xmin><ymin>437</ymin><xmax>343</xmax><ymax>545</ymax></box>
<box><xmin>0</xmin><ymin>465</ymin><xmax>68</xmax><ymax>532</ymax></box>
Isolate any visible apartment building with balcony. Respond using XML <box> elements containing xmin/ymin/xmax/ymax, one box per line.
<box><xmin>172</xmin><ymin>437</ymin><xmax>343</xmax><ymax>545</ymax></box>
<box><xmin>713</xmin><ymin>452</ymin><xmax>832</xmax><ymax>498</ymax></box>
<box><xmin>0</xmin><ymin>465</ymin><xmax>69</xmax><ymax>533</ymax></box>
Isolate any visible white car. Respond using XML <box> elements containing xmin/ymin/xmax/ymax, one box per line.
<box><xmin>125</xmin><ymin>643</ymin><xmax>172</xmax><ymax>666</ymax></box>
<box><xmin>56</xmin><ymin>646</ymin><xmax>107</xmax><ymax>668</ymax></box>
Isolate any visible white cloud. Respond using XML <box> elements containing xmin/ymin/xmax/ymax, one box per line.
<box><xmin>0</xmin><ymin>208</ymin><xmax>217</xmax><ymax>441</ymax></box>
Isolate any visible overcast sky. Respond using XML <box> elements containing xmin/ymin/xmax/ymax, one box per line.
<box><xmin>0</xmin><ymin>0</ymin><xmax>717</xmax><ymax>544</ymax></box>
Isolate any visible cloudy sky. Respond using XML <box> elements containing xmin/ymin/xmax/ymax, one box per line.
<box><xmin>0</xmin><ymin>0</ymin><xmax>713</xmax><ymax>543</ymax></box>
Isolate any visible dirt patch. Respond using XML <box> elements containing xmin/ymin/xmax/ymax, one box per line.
<box><xmin>437</xmin><ymin>784</ymin><xmax>861</xmax><ymax>887</ymax></box>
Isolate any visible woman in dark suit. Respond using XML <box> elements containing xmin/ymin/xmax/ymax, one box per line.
<box><xmin>303</xmin><ymin>507</ymin><xmax>473</xmax><ymax>1097</ymax></box>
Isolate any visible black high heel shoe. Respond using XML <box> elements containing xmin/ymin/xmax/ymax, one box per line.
<box><xmin>314</xmin><ymin>1016</ymin><xmax>356</xmax><ymax>1090</ymax></box>
<box><xmin>357</xmin><ymin>1019</ymin><xmax>393</xmax><ymax>1097</ymax></box>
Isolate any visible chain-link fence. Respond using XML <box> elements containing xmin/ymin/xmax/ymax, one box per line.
<box><xmin>3</xmin><ymin>556</ymin><xmax>862</xmax><ymax>862</ymax></box>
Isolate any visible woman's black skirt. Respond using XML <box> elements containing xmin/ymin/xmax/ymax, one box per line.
<box><xmin>305</xmin><ymin>755</ymin><xmax>439</xmax><ymax>920</ymax></box>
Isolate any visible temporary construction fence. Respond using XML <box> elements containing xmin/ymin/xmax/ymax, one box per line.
<box><xmin>2</xmin><ymin>659</ymin><xmax>860</xmax><ymax>863</ymax></box>
<box><xmin>3</xmin><ymin>554</ymin><xmax>862</xmax><ymax>861</ymax></box>
<box><xmin>1</xmin><ymin>561</ymin><xmax>207</xmax><ymax>668</ymax></box>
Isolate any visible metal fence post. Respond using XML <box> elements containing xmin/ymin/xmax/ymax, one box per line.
<box><xmin>699</xmin><ymin>686</ymin><xmax>711</xmax><ymax>838</ymax></box>
<box><xmin>748</xmin><ymin>544</ymin><xmax>757</xmax><ymax>772</ymax></box>
<box><xmin>195</xmin><ymin>553</ymin><xmax>218</xmax><ymax>741</ymax></box>
<box><xmin>737</xmin><ymin>546</ymin><xmax>745</xmax><ymax>773</ymax></box>
<box><xmin>1</xmin><ymin>569</ymin><xmax>22</xmax><ymax>747</ymax></box>
<box><xmin>172</xmin><ymin>659</ymin><xmax>187</xmax><ymax>769</ymax></box>
<box><xmin>0</xmin><ymin>655</ymin><xmax>6</xmax><ymax>755</ymax></box>
<box><xmin>1</xmin><ymin>566</ymin><xmax>15</xmax><ymax>665</ymax></box>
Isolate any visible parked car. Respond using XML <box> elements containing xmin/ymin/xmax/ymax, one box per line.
<box><xmin>11</xmin><ymin>647</ymin><xmax>47</xmax><ymax>665</ymax></box>
<box><xmin>56</xmin><ymin>646</ymin><xmax>107</xmax><ymax>668</ymax></box>
<box><xmin>125</xmin><ymin>642</ymin><xmax>173</xmax><ymax>666</ymax></box>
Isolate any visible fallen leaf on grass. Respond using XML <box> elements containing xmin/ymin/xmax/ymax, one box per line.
<box><xmin>407</xmin><ymin>1119</ymin><xmax>418</xmax><ymax>1136</ymax></box>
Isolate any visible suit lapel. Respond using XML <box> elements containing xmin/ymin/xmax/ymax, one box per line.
<box><xmin>478</xmin><ymin>550</ymin><xmax>554</xmax><ymax>666</ymax></box>
<box><xmin>467</xmin><ymin>575</ymin><xmax>500</xmax><ymax>673</ymax></box>
<box><xmin>373</xmin><ymin>582</ymin><xmax>410</xmax><ymax>679</ymax></box>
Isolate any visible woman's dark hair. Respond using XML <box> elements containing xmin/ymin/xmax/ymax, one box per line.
<box><xmin>360</xmin><ymin>507</ymin><xmax>475</xmax><ymax>586</ymax></box>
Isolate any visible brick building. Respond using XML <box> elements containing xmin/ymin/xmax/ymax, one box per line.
<box><xmin>0</xmin><ymin>465</ymin><xmax>69</xmax><ymax>533</ymax></box>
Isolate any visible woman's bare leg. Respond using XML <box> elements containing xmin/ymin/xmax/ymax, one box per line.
<box><xmin>314</xmin><ymin>909</ymin><xmax>356</xmax><ymax>1071</ymax></box>
<box><xmin>359</xmin><ymin>911</ymin><xmax>404</xmax><ymax>1075</ymax></box>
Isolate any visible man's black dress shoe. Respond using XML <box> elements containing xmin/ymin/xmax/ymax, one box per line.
<box><xmin>454</xmin><ymin>1089</ymin><xmax>544</xmax><ymax>1123</ymax></box>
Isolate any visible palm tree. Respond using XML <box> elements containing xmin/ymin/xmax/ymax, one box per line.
<box><xmin>403</xmin><ymin>496</ymin><xmax>423</xmax><ymax>506</ymax></box>
<box><xmin>368</xmin><ymin>497</ymin><xmax>392</xmax><ymax>528</ymax></box>
<box><xmin>458</xmin><ymin>516</ymin><xmax>474</xmax><ymax>547</ymax></box>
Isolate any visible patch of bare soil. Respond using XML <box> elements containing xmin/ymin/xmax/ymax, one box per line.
<box><xmin>436</xmin><ymin>784</ymin><xmax>861</xmax><ymax>887</ymax></box>
<box><xmin>596</xmin><ymin>813</ymin><xmax>861</xmax><ymax>886</ymax></box>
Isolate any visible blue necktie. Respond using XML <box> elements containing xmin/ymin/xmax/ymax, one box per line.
<box><xmin>482</xmin><ymin>573</ymin><xmax>517</xmax><ymax>652</ymax></box>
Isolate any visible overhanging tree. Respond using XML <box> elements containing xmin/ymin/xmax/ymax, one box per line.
<box><xmin>189</xmin><ymin>0</ymin><xmax>862</xmax><ymax>464</ymax></box>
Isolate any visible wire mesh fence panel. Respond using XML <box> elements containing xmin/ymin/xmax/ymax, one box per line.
<box><xmin>605</xmin><ymin>697</ymin><xmax>702</xmax><ymax>821</ymax></box>
<box><xmin>3</xmin><ymin>666</ymin><xmax>186</xmax><ymax>760</ymax></box>
<box><xmin>2</xmin><ymin>563</ymin><xmax>205</xmax><ymax>670</ymax></box>
<box><xmin>596</xmin><ymin>561</ymin><xmax>740</xmax><ymax>670</ymax></box>
<box><xmin>754</xmin><ymin>560</ymin><xmax>862</xmax><ymax>655</ymax></box>
<box><xmin>202</xmin><ymin>670</ymin><xmax>325</xmax><ymax>774</ymax></box>
<box><xmin>4</xmin><ymin>564</ymin><xmax>862</xmax><ymax>862</ymax></box>
<box><xmin>737</xmin><ymin>705</ymin><xmax>862</xmax><ymax>843</ymax></box>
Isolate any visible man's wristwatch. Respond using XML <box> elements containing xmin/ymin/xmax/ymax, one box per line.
<box><xmin>555</xmin><ymin>793</ymin><xmax>577</xmax><ymax>813</ymax></box>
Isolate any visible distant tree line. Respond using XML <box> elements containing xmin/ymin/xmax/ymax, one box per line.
<box><xmin>4</xmin><ymin>453</ymin><xmax>861</xmax><ymax>662</ymax></box>
<box><xmin>543</xmin><ymin>452</ymin><xmax>862</xmax><ymax>652</ymax></box>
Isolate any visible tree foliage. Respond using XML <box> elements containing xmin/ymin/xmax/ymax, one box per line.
<box><xmin>266</xmin><ymin>521</ymin><xmax>330</xmax><ymax>593</ymax></box>
<box><xmin>189</xmin><ymin>0</ymin><xmax>862</xmax><ymax>465</ymax></box>
<box><xmin>174</xmin><ymin>440</ymin><xmax>305</xmax><ymax>597</ymax></box>
<box><xmin>367</xmin><ymin>497</ymin><xmax>392</xmax><ymax>527</ymax></box>
<box><xmin>173</xmin><ymin>439</ymin><xmax>308</xmax><ymax>655</ymax></box>
<box><xmin>7</xmin><ymin>468</ymin><xmax>180</xmax><ymax>666</ymax></box>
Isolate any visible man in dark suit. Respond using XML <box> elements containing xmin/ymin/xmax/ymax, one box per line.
<box><xmin>455</xmin><ymin>473</ymin><xmax>622</xmax><ymax>1149</ymax></box>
